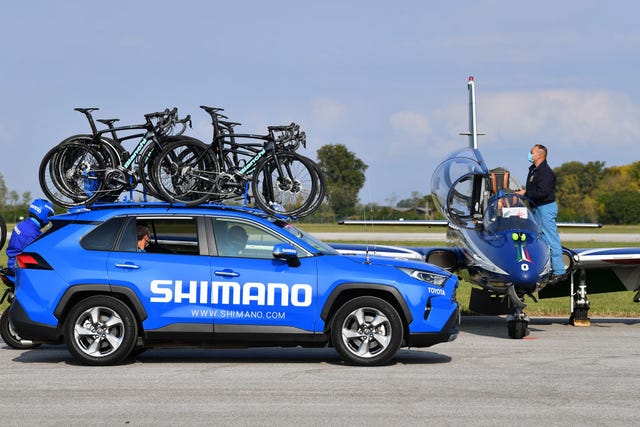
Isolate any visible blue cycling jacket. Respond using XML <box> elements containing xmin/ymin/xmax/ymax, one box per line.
<box><xmin>6</xmin><ymin>218</ymin><xmax>42</xmax><ymax>271</ymax></box>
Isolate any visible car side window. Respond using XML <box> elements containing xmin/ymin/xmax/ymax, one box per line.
<box><xmin>81</xmin><ymin>217</ymin><xmax>126</xmax><ymax>251</ymax></box>
<box><xmin>213</xmin><ymin>219</ymin><xmax>287</xmax><ymax>259</ymax></box>
<box><xmin>115</xmin><ymin>217</ymin><xmax>200</xmax><ymax>255</ymax></box>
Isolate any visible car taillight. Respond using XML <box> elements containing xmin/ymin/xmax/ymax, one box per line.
<box><xmin>16</xmin><ymin>253</ymin><xmax>53</xmax><ymax>270</ymax></box>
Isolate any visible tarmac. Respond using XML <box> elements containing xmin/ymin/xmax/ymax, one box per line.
<box><xmin>1</xmin><ymin>316</ymin><xmax>638</xmax><ymax>426</ymax></box>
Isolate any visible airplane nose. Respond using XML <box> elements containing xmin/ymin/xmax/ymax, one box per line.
<box><xmin>509</xmin><ymin>264</ymin><xmax>540</xmax><ymax>291</ymax></box>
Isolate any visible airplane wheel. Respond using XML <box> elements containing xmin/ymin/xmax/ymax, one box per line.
<box><xmin>507</xmin><ymin>320</ymin><xmax>528</xmax><ymax>339</ymax></box>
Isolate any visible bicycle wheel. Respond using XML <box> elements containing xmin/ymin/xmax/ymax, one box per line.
<box><xmin>40</xmin><ymin>139</ymin><xmax>114</xmax><ymax>207</ymax></box>
<box><xmin>153</xmin><ymin>139</ymin><xmax>219</xmax><ymax>206</ymax></box>
<box><xmin>139</xmin><ymin>135</ymin><xmax>208</xmax><ymax>201</ymax></box>
<box><xmin>0</xmin><ymin>212</ymin><xmax>6</xmax><ymax>251</ymax></box>
<box><xmin>251</xmin><ymin>151</ymin><xmax>319</xmax><ymax>217</ymax></box>
<box><xmin>40</xmin><ymin>135</ymin><xmax>121</xmax><ymax>206</ymax></box>
<box><xmin>39</xmin><ymin>144</ymin><xmax>79</xmax><ymax>207</ymax></box>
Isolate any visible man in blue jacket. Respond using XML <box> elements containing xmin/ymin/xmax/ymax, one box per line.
<box><xmin>5</xmin><ymin>199</ymin><xmax>55</xmax><ymax>272</ymax></box>
<box><xmin>516</xmin><ymin>144</ymin><xmax>566</xmax><ymax>281</ymax></box>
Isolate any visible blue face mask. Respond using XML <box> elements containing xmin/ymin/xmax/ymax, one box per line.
<box><xmin>527</xmin><ymin>152</ymin><xmax>534</xmax><ymax>163</ymax></box>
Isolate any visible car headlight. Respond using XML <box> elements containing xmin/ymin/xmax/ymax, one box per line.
<box><xmin>398</xmin><ymin>267</ymin><xmax>449</xmax><ymax>286</ymax></box>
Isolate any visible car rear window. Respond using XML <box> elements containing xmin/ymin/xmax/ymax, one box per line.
<box><xmin>80</xmin><ymin>217</ymin><xmax>126</xmax><ymax>251</ymax></box>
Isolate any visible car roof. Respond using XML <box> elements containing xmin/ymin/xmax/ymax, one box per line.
<box><xmin>54</xmin><ymin>202</ymin><xmax>286</xmax><ymax>223</ymax></box>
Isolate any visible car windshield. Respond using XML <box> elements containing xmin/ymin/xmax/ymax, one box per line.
<box><xmin>277</xmin><ymin>222</ymin><xmax>339</xmax><ymax>255</ymax></box>
<box><xmin>483</xmin><ymin>193</ymin><xmax>540</xmax><ymax>235</ymax></box>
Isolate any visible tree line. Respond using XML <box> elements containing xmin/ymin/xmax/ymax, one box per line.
<box><xmin>0</xmin><ymin>173</ymin><xmax>33</xmax><ymax>223</ymax></box>
<box><xmin>555</xmin><ymin>160</ymin><xmax>640</xmax><ymax>224</ymax></box>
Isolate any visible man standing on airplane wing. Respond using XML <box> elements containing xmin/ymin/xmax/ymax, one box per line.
<box><xmin>516</xmin><ymin>144</ymin><xmax>566</xmax><ymax>281</ymax></box>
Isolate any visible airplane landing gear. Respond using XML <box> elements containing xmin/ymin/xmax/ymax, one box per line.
<box><xmin>506</xmin><ymin>311</ymin><xmax>530</xmax><ymax>339</ymax></box>
<box><xmin>570</xmin><ymin>269</ymin><xmax>591</xmax><ymax>327</ymax></box>
<box><xmin>506</xmin><ymin>285</ymin><xmax>530</xmax><ymax>339</ymax></box>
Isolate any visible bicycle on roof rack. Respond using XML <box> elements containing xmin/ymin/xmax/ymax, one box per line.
<box><xmin>39</xmin><ymin>107</ymin><xmax>194</xmax><ymax>208</ymax></box>
<box><xmin>152</xmin><ymin>105</ymin><xmax>325</xmax><ymax>217</ymax></box>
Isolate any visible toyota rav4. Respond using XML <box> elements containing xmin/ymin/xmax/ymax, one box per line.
<box><xmin>9</xmin><ymin>202</ymin><xmax>459</xmax><ymax>366</ymax></box>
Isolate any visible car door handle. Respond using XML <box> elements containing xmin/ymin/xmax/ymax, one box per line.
<box><xmin>114</xmin><ymin>262</ymin><xmax>141</xmax><ymax>270</ymax></box>
<box><xmin>214</xmin><ymin>269</ymin><xmax>239</xmax><ymax>277</ymax></box>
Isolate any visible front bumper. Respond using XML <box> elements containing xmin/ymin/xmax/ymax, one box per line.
<box><xmin>404</xmin><ymin>304</ymin><xmax>460</xmax><ymax>347</ymax></box>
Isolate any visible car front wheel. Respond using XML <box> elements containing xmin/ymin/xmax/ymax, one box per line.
<box><xmin>331</xmin><ymin>296</ymin><xmax>403</xmax><ymax>366</ymax></box>
<box><xmin>64</xmin><ymin>296</ymin><xmax>138</xmax><ymax>366</ymax></box>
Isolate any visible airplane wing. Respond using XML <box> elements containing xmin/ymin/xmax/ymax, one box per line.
<box><xmin>339</xmin><ymin>219</ymin><xmax>601</xmax><ymax>228</ymax></box>
<box><xmin>338</xmin><ymin>219</ymin><xmax>448</xmax><ymax>226</ymax></box>
<box><xmin>328</xmin><ymin>242</ymin><xmax>463</xmax><ymax>272</ymax></box>
<box><xmin>328</xmin><ymin>243</ymin><xmax>429</xmax><ymax>261</ymax></box>
<box><xmin>539</xmin><ymin>247</ymin><xmax>640</xmax><ymax>298</ymax></box>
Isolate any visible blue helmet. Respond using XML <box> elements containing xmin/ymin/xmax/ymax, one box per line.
<box><xmin>29</xmin><ymin>199</ymin><xmax>55</xmax><ymax>226</ymax></box>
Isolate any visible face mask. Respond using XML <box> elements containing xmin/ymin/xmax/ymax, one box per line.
<box><xmin>527</xmin><ymin>152</ymin><xmax>534</xmax><ymax>163</ymax></box>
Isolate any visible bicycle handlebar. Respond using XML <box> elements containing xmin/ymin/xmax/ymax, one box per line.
<box><xmin>143</xmin><ymin>107</ymin><xmax>194</xmax><ymax>137</ymax></box>
<box><xmin>270</xmin><ymin>123</ymin><xmax>306</xmax><ymax>150</ymax></box>
<box><xmin>268</xmin><ymin>123</ymin><xmax>299</xmax><ymax>133</ymax></box>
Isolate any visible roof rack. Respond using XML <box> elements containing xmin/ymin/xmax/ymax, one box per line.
<box><xmin>66</xmin><ymin>200</ymin><xmax>292</xmax><ymax>220</ymax></box>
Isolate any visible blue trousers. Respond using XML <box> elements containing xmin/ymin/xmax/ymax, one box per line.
<box><xmin>533</xmin><ymin>202</ymin><xmax>565</xmax><ymax>274</ymax></box>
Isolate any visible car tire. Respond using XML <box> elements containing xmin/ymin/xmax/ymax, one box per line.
<box><xmin>0</xmin><ymin>309</ymin><xmax>42</xmax><ymax>350</ymax></box>
<box><xmin>63</xmin><ymin>296</ymin><xmax>138</xmax><ymax>366</ymax></box>
<box><xmin>330</xmin><ymin>296</ymin><xmax>403</xmax><ymax>366</ymax></box>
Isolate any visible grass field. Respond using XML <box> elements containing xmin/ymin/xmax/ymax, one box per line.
<box><xmin>2</xmin><ymin>222</ymin><xmax>639</xmax><ymax>317</ymax></box>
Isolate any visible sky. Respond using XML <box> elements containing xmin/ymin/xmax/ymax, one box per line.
<box><xmin>1</xmin><ymin>1</ymin><xmax>639</xmax><ymax>205</ymax></box>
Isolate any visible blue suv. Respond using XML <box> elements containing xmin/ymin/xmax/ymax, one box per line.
<box><xmin>10</xmin><ymin>203</ymin><xmax>459</xmax><ymax>366</ymax></box>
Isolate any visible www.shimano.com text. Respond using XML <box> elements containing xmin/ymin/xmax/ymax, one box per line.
<box><xmin>191</xmin><ymin>309</ymin><xmax>286</xmax><ymax>319</ymax></box>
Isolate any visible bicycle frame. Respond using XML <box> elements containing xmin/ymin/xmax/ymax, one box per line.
<box><xmin>71</xmin><ymin>109</ymin><xmax>185</xmax><ymax>201</ymax></box>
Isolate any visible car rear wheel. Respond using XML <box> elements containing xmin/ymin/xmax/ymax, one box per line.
<box><xmin>331</xmin><ymin>296</ymin><xmax>403</xmax><ymax>366</ymax></box>
<box><xmin>64</xmin><ymin>296</ymin><xmax>138</xmax><ymax>366</ymax></box>
<box><xmin>0</xmin><ymin>309</ymin><xmax>42</xmax><ymax>349</ymax></box>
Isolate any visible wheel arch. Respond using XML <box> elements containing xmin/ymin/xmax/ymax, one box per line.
<box><xmin>320</xmin><ymin>283</ymin><xmax>412</xmax><ymax>332</ymax></box>
<box><xmin>54</xmin><ymin>284</ymin><xmax>148</xmax><ymax>329</ymax></box>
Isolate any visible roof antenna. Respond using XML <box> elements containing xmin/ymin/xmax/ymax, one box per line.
<box><xmin>362</xmin><ymin>204</ymin><xmax>372</xmax><ymax>264</ymax></box>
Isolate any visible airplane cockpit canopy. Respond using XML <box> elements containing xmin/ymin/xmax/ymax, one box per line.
<box><xmin>431</xmin><ymin>147</ymin><xmax>488</xmax><ymax>228</ymax></box>
<box><xmin>483</xmin><ymin>193</ymin><xmax>541</xmax><ymax>236</ymax></box>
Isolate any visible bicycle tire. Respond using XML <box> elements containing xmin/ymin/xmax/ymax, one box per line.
<box><xmin>251</xmin><ymin>151</ymin><xmax>319</xmax><ymax>217</ymax></box>
<box><xmin>153</xmin><ymin>139</ymin><xmax>219</xmax><ymax>206</ymax></box>
<box><xmin>39</xmin><ymin>142</ymin><xmax>97</xmax><ymax>206</ymax></box>
<box><xmin>39</xmin><ymin>135</ymin><xmax>121</xmax><ymax>205</ymax></box>
<box><xmin>139</xmin><ymin>135</ymin><xmax>209</xmax><ymax>201</ymax></box>
<box><xmin>0</xmin><ymin>212</ymin><xmax>6</xmax><ymax>251</ymax></box>
<box><xmin>289</xmin><ymin>155</ymin><xmax>325</xmax><ymax>217</ymax></box>
<box><xmin>39</xmin><ymin>138</ymin><xmax>115</xmax><ymax>207</ymax></box>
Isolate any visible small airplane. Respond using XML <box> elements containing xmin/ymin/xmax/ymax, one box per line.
<box><xmin>333</xmin><ymin>76</ymin><xmax>640</xmax><ymax>338</ymax></box>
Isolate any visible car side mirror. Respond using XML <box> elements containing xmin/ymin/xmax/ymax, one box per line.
<box><xmin>273</xmin><ymin>243</ymin><xmax>300</xmax><ymax>267</ymax></box>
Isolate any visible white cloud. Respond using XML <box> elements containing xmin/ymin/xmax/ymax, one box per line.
<box><xmin>479</xmin><ymin>90</ymin><xmax>640</xmax><ymax>148</ymax></box>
